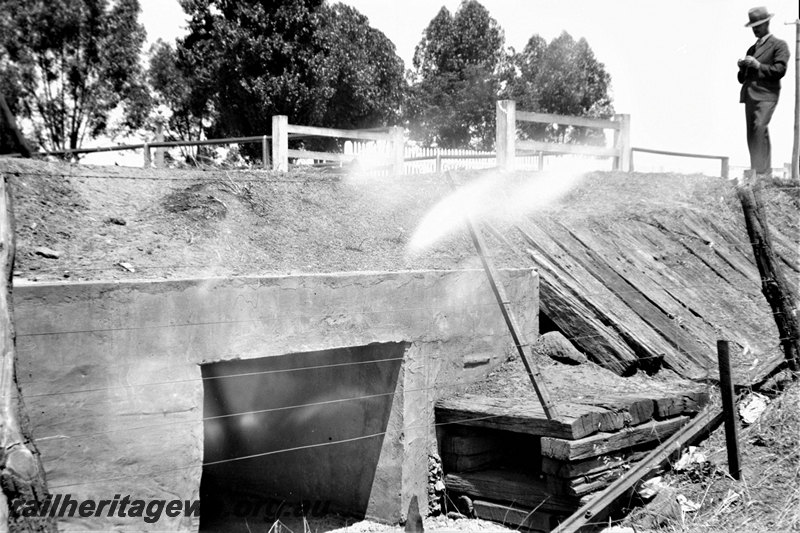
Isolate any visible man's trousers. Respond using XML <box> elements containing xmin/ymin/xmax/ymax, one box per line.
<box><xmin>745</xmin><ymin>99</ymin><xmax>778</xmax><ymax>175</ymax></box>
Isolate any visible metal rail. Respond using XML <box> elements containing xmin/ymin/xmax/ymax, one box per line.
<box><xmin>445</xmin><ymin>171</ymin><xmax>559</xmax><ymax>420</ymax></box>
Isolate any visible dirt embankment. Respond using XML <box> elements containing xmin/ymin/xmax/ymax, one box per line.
<box><xmin>6</xmin><ymin>158</ymin><xmax>798</xmax><ymax>285</ymax></box>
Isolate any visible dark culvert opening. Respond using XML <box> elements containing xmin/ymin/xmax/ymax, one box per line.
<box><xmin>198</xmin><ymin>342</ymin><xmax>406</xmax><ymax>532</ymax></box>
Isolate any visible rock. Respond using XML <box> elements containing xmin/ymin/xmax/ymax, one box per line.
<box><xmin>105</xmin><ymin>217</ymin><xmax>127</xmax><ymax>225</ymax></box>
<box><xmin>636</xmin><ymin>485</ymin><xmax>683</xmax><ymax>530</ymax></box>
<box><xmin>117</xmin><ymin>262</ymin><xmax>136</xmax><ymax>273</ymax></box>
<box><xmin>33</xmin><ymin>246</ymin><xmax>61</xmax><ymax>259</ymax></box>
<box><xmin>4</xmin><ymin>446</ymin><xmax>39</xmax><ymax>482</ymax></box>
<box><xmin>673</xmin><ymin>446</ymin><xmax>707</xmax><ymax>471</ymax></box>
<box><xmin>534</xmin><ymin>331</ymin><xmax>588</xmax><ymax>365</ymax></box>
<box><xmin>738</xmin><ymin>392</ymin><xmax>769</xmax><ymax>425</ymax></box>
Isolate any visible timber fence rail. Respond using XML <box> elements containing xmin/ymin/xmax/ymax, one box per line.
<box><xmin>631</xmin><ymin>146</ymin><xmax>730</xmax><ymax>178</ymax></box>
<box><xmin>495</xmin><ymin>99</ymin><xmax>632</xmax><ymax>171</ymax></box>
<box><xmin>35</xmin><ymin>135</ymin><xmax>275</xmax><ymax>169</ymax></box>
<box><xmin>271</xmin><ymin>116</ymin><xmax>404</xmax><ymax>174</ymax></box>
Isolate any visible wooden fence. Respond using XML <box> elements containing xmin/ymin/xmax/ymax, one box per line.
<box><xmin>32</xmin><ymin>104</ymin><xmax>740</xmax><ymax>178</ymax></box>
<box><xmin>271</xmin><ymin>116</ymin><xmax>404</xmax><ymax>173</ymax></box>
<box><xmin>631</xmin><ymin>147</ymin><xmax>730</xmax><ymax>179</ymax></box>
<box><xmin>495</xmin><ymin>100</ymin><xmax>631</xmax><ymax>172</ymax></box>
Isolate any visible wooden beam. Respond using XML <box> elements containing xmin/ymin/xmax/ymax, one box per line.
<box><xmin>0</xmin><ymin>175</ymin><xmax>55</xmax><ymax>531</ymax></box>
<box><xmin>285</xmin><ymin>123</ymin><xmax>392</xmax><ymax>142</ymax></box>
<box><xmin>736</xmin><ymin>183</ymin><xmax>800</xmax><ymax>372</ymax></box>
<box><xmin>496</xmin><ymin>100</ymin><xmax>516</xmax><ymax>170</ymax></box>
<box><xmin>472</xmin><ymin>499</ymin><xmax>557</xmax><ymax>532</ymax></box>
<box><xmin>631</xmin><ymin>146</ymin><xmax>728</xmax><ymax>161</ymax></box>
<box><xmin>445</xmin><ymin>469</ymin><xmax>582</xmax><ymax>514</ymax></box>
<box><xmin>541</xmin><ymin>416</ymin><xmax>689</xmax><ymax>462</ymax></box>
<box><xmin>551</xmin><ymin>407</ymin><xmax>724</xmax><ymax>533</ymax></box>
<box><xmin>614</xmin><ymin>114</ymin><xmax>631</xmax><ymax>171</ymax></box>
<box><xmin>272</xmin><ymin>115</ymin><xmax>289</xmax><ymax>172</ymax></box>
<box><xmin>516</xmin><ymin>111</ymin><xmax>619</xmax><ymax>130</ymax></box>
<box><xmin>541</xmin><ymin>449</ymin><xmax>651</xmax><ymax>479</ymax></box>
<box><xmin>517</xmin><ymin>140</ymin><xmax>618</xmax><ymax>158</ymax></box>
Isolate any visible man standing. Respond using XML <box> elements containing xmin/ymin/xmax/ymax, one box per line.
<box><xmin>738</xmin><ymin>6</ymin><xmax>790</xmax><ymax>179</ymax></box>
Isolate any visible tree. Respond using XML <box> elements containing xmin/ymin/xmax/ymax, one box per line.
<box><xmin>0</xmin><ymin>0</ymin><xmax>149</xmax><ymax>152</ymax></box>
<box><xmin>509</xmin><ymin>32</ymin><xmax>614</xmax><ymax>144</ymax></box>
<box><xmin>147</xmin><ymin>40</ymin><xmax>209</xmax><ymax>144</ymax></box>
<box><xmin>408</xmin><ymin>1</ymin><xmax>506</xmax><ymax>149</ymax></box>
<box><xmin>317</xmin><ymin>4</ymin><xmax>405</xmax><ymax>129</ymax></box>
<box><xmin>174</xmin><ymin>0</ymin><xmax>404</xmax><ymax>151</ymax></box>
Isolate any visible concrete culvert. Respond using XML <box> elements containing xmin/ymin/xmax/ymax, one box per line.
<box><xmin>199</xmin><ymin>343</ymin><xmax>405</xmax><ymax>532</ymax></box>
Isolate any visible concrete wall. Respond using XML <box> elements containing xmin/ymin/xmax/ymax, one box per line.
<box><xmin>12</xmin><ymin>269</ymin><xmax>538</xmax><ymax>531</ymax></box>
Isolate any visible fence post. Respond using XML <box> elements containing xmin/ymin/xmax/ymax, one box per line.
<box><xmin>717</xmin><ymin>340</ymin><xmax>742</xmax><ymax>480</ymax></box>
<box><xmin>391</xmin><ymin>126</ymin><xmax>405</xmax><ymax>175</ymax></box>
<box><xmin>496</xmin><ymin>100</ymin><xmax>516</xmax><ymax>171</ymax></box>
<box><xmin>721</xmin><ymin>156</ymin><xmax>730</xmax><ymax>179</ymax></box>
<box><xmin>262</xmin><ymin>135</ymin><xmax>270</xmax><ymax>169</ymax></box>
<box><xmin>537</xmin><ymin>151</ymin><xmax>544</xmax><ymax>172</ymax></box>
<box><xmin>613</xmin><ymin>114</ymin><xmax>631</xmax><ymax>171</ymax></box>
<box><xmin>435</xmin><ymin>153</ymin><xmax>442</xmax><ymax>174</ymax></box>
<box><xmin>154</xmin><ymin>125</ymin><xmax>165</xmax><ymax>168</ymax></box>
<box><xmin>143</xmin><ymin>143</ymin><xmax>151</xmax><ymax>168</ymax></box>
<box><xmin>271</xmin><ymin>115</ymin><xmax>288</xmax><ymax>172</ymax></box>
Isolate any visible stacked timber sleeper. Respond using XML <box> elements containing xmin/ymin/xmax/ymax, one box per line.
<box><xmin>436</xmin><ymin>387</ymin><xmax>708</xmax><ymax>532</ymax></box>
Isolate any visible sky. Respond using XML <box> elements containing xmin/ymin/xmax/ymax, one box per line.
<box><xmin>139</xmin><ymin>0</ymin><xmax>799</xmax><ymax>172</ymax></box>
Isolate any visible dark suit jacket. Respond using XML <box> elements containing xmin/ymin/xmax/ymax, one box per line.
<box><xmin>738</xmin><ymin>34</ymin><xmax>790</xmax><ymax>102</ymax></box>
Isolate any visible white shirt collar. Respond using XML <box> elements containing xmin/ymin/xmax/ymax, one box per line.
<box><xmin>757</xmin><ymin>33</ymin><xmax>772</xmax><ymax>46</ymax></box>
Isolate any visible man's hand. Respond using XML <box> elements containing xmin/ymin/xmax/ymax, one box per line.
<box><xmin>743</xmin><ymin>55</ymin><xmax>761</xmax><ymax>69</ymax></box>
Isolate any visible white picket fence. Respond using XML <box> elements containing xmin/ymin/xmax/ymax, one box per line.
<box><xmin>341</xmin><ymin>140</ymin><xmax>617</xmax><ymax>176</ymax></box>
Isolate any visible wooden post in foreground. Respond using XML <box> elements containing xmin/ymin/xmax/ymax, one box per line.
<box><xmin>271</xmin><ymin>115</ymin><xmax>289</xmax><ymax>172</ymax></box>
<box><xmin>0</xmin><ymin>176</ymin><xmax>55</xmax><ymax>531</ymax></box>
<box><xmin>496</xmin><ymin>100</ymin><xmax>516</xmax><ymax>171</ymax></box>
<box><xmin>737</xmin><ymin>183</ymin><xmax>800</xmax><ymax>372</ymax></box>
<box><xmin>717</xmin><ymin>340</ymin><xmax>742</xmax><ymax>480</ymax></box>
<box><xmin>786</xmin><ymin>19</ymin><xmax>800</xmax><ymax>180</ymax></box>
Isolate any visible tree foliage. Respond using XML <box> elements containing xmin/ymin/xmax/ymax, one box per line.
<box><xmin>408</xmin><ymin>2</ymin><xmax>613</xmax><ymax>148</ymax></box>
<box><xmin>0</xmin><ymin>0</ymin><xmax>149</xmax><ymax>151</ymax></box>
<box><xmin>173</xmin><ymin>0</ymin><xmax>405</xmax><ymax>148</ymax></box>
<box><xmin>408</xmin><ymin>1</ymin><xmax>506</xmax><ymax>149</ymax></box>
<box><xmin>509</xmin><ymin>32</ymin><xmax>614</xmax><ymax>144</ymax></box>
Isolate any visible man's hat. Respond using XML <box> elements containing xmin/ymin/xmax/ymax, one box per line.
<box><xmin>745</xmin><ymin>6</ymin><xmax>774</xmax><ymax>27</ymax></box>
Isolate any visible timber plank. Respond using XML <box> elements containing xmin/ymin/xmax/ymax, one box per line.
<box><xmin>442</xmin><ymin>450</ymin><xmax>502</xmax><ymax>472</ymax></box>
<box><xmin>472</xmin><ymin>500</ymin><xmax>556</xmax><ymax>532</ymax></box>
<box><xmin>575</xmin><ymin>217</ymin><xmax>720</xmax><ymax>356</ymax></box>
<box><xmin>440</xmin><ymin>428</ymin><xmax>503</xmax><ymax>455</ymax></box>
<box><xmin>520</xmin><ymin>219</ymin><xmax>703</xmax><ymax>377</ymax></box>
<box><xmin>541</xmin><ymin>449</ymin><xmax>651</xmax><ymax>479</ymax></box>
<box><xmin>541</xmin><ymin>416</ymin><xmax>690</xmax><ymax>461</ymax></box>
<box><xmin>545</xmin><ymin>469</ymin><xmax>624</xmax><ymax>497</ymax></box>
<box><xmin>445</xmin><ymin>469</ymin><xmax>582</xmax><ymax>514</ymax></box>
<box><xmin>435</xmin><ymin>394</ymin><xmax>600</xmax><ymax>439</ymax></box>
<box><xmin>548</xmin><ymin>220</ymin><xmax>709</xmax><ymax>374</ymax></box>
